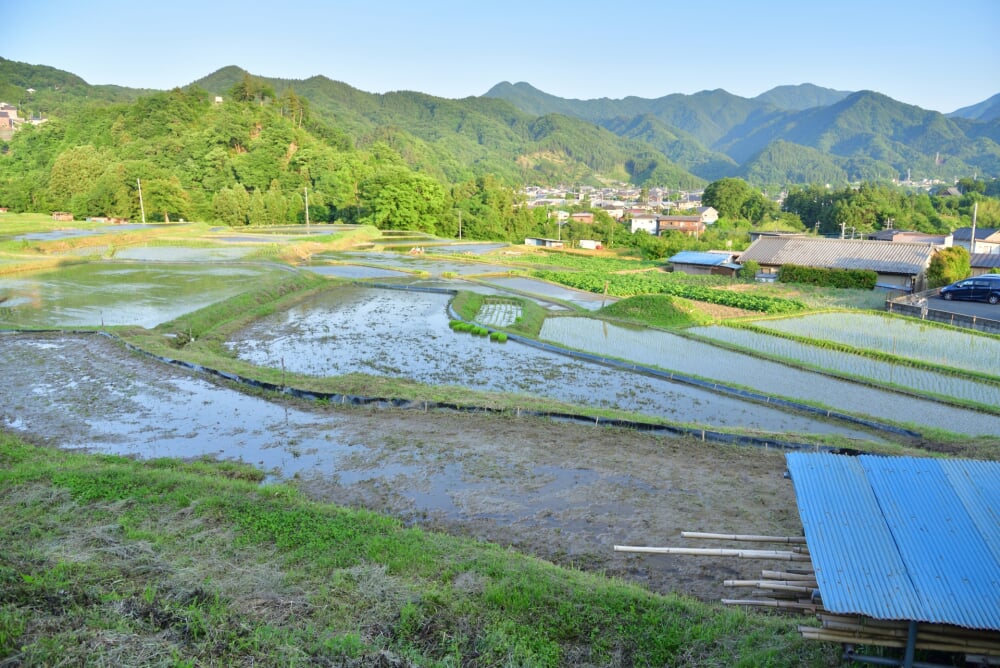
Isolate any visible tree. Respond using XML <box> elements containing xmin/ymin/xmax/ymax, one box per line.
<box><xmin>702</xmin><ymin>178</ymin><xmax>754</xmax><ymax>220</ymax></box>
<box><xmin>957</xmin><ymin>177</ymin><xmax>985</xmax><ymax>195</ymax></box>
<box><xmin>926</xmin><ymin>246</ymin><xmax>970</xmax><ymax>288</ymax></box>
<box><xmin>738</xmin><ymin>259</ymin><xmax>760</xmax><ymax>282</ymax></box>
<box><xmin>361</xmin><ymin>166</ymin><xmax>445</xmax><ymax>233</ymax></box>
<box><xmin>46</xmin><ymin>145</ymin><xmax>108</xmax><ymax>208</ymax></box>
<box><xmin>212</xmin><ymin>184</ymin><xmax>251</xmax><ymax>226</ymax></box>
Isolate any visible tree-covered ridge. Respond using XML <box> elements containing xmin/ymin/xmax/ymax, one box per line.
<box><xmin>488</xmin><ymin>83</ymin><xmax>1000</xmax><ymax>185</ymax></box>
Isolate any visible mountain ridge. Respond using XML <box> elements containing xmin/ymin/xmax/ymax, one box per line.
<box><xmin>3</xmin><ymin>57</ymin><xmax>999</xmax><ymax>188</ymax></box>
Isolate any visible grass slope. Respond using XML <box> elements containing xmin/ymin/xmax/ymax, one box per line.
<box><xmin>0</xmin><ymin>433</ymin><xmax>836</xmax><ymax>666</ymax></box>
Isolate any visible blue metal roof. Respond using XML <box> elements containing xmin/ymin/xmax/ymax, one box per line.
<box><xmin>668</xmin><ymin>251</ymin><xmax>738</xmax><ymax>268</ymax></box>
<box><xmin>785</xmin><ymin>452</ymin><xmax>1000</xmax><ymax>630</ymax></box>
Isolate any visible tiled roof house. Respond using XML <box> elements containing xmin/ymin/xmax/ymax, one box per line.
<box><xmin>738</xmin><ymin>236</ymin><xmax>938</xmax><ymax>291</ymax></box>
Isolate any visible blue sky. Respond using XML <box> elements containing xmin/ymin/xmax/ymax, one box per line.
<box><xmin>3</xmin><ymin>0</ymin><xmax>998</xmax><ymax>113</ymax></box>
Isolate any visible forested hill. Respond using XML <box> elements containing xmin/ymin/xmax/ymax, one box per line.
<box><xmin>2</xmin><ymin>57</ymin><xmax>1000</xmax><ymax>232</ymax></box>
<box><xmin>485</xmin><ymin>82</ymin><xmax>1000</xmax><ymax>185</ymax></box>
<box><xmin>0</xmin><ymin>60</ymin><xmax>708</xmax><ymax>241</ymax></box>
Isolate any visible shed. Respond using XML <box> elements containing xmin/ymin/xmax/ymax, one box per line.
<box><xmin>667</xmin><ymin>250</ymin><xmax>740</xmax><ymax>277</ymax></box>
<box><xmin>523</xmin><ymin>237</ymin><xmax>564</xmax><ymax>249</ymax></box>
<box><xmin>786</xmin><ymin>452</ymin><xmax>1000</xmax><ymax>665</ymax></box>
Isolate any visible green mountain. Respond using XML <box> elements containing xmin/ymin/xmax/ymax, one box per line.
<box><xmin>487</xmin><ymin>83</ymin><xmax>1000</xmax><ymax>184</ymax></box>
<box><xmin>949</xmin><ymin>93</ymin><xmax>1000</xmax><ymax>122</ymax></box>
<box><xmin>753</xmin><ymin>84</ymin><xmax>852</xmax><ymax>110</ymax></box>
<box><xmin>0</xmin><ymin>56</ymin><xmax>154</xmax><ymax>115</ymax></box>
<box><xmin>185</xmin><ymin>67</ymin><xmax>705</xmax><ymax>188</ymax></box>
<box><xmin>3</xmin><ymin>56</ymin><xmax>999</xmax><ymax>210</ymax></box>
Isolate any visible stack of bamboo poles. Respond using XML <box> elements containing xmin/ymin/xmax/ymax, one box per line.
<box><xmin>615</xmin><ymin>531</ymin><xmax>819</xmax><ymax>612</ymax></box>
<box><xmin>800</xmin><ymin>614</ymin><xmax>1000</xmax><ymax>657</ymax></box>
<box><xmin>614</xmin><ymin>531</ymin><xmax>1000</xmax><ymax>661</ymax></box>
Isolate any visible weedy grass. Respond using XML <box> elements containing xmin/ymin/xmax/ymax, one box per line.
<box><xmin>598</xmin><ymin>294</ymin><xmax>716</xmax><ymax>329</ymax></box>
<box><xmin>0</xmin><ymin>432</ymin><xmax>839</xmax><ymax>666</ymax></box>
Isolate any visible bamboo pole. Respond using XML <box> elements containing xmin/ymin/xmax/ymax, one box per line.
<box><xmin>816</xmin><ymin>620</ymin><xmax>1000</xmax><ymax>651</ymax></box>
<box><xmin>817</xmin><ymin>615</ymin><xmax>1000</xmax><ymax>648</ymax></box>
<box><xmin>614</xmin><ymin>546</ymin><xmax>812</xmax><ymax>561</ymax></box>
<box><xmin>799</xmin><ymin>627</ymin><xmax>1000</xmax><ymax>654</ymax></box>
<box><xmin>723</xmin><ymin>598</ymin><xmax>819</xmax><ymax>610</ymax></box>
<box><xmin>760</xmin><ymin>569</ymin><xmax>816</xmax><ymax>581</ymax></box>
<box><xmin>682</xmin><ymin>531</ymin><xmax>807</xmax><ymax>544</ymax></box>
<box><xmin>724</xmin><ymin>580</ymin><xmax>817</xmax><ymax>594</ymax></box>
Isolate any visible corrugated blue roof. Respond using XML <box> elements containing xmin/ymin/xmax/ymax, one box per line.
<box><xmin>786</xmin><ymin>453</ymin><xmax>1000</xmax><ymax>630</ymax></box>
<box><xmin>668</xmin><ymin>251</ymin><xmax>736</xmax><ymax>267</ymax></box>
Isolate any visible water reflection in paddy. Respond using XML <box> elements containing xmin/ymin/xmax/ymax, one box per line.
<box><xmin>0</xmin><ymin>262</ymin><xmax>282</xmax><ymax>328</ymax></box>
<box><xmin>225</xmin><ymin>286</ymin><xmax>882</xmax><ymax>440</ymax></box>
<box><xmin>310</xmin><ymin>251</ymin><xmax>513</xmax><ymax>277</ymax></box>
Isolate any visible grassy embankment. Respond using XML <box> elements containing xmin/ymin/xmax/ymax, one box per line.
<box><xmin>0</xmin><ymin>431</ymin><xmax>839</xmax><ymax>666</ymax></box>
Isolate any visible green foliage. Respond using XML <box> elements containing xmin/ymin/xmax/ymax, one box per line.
<box><xmin>739</xmin><ymin>259</ymin><xmax>761</xmax><ymax>281</ymax></box>
<box><xmin>531</xmin><ymin>269</ymin><xmax>806</xmax><ymax>313</ymax></box>
<box><xmin>927</xmin><ymin>246</ymin><xmax>971</xmax><ymax>288</ymax></box>
<box><xmin>599</xmin><ymin>294</ymin><xmax>715</xmax><ymax>328</ymax></box>
<box><xmin>778</xmin><ymin>264</ymin><xmax>878</xmax><ymax>290</ymax></box>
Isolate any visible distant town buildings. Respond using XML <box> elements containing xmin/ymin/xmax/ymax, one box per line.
<box><xmin>0</xmin><ymin>100</ymin><xmax>47</xmax><ymax>140</ymax></box>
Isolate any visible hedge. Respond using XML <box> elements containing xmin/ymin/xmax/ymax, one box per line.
<box><xmin>778</xmin><ymin>264</ymin><xmax>877</xmax><ymax>290</ymax></box>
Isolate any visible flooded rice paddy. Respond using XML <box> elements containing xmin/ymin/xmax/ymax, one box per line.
<box><xmin>225</xmin><ymin>286</ymin><xmax>882</xmax><ymax>441</ymax></box>
<box><xmin>0</xmin><ymin>331</ymin><xmax>805</xmax><ymax>601</ymax></box>
<box><xmin>112</xmin><ymin>246</ymin><xmax>260</xmax><ymax>262</ymax></box>
<box><xmin>309</xmin><ymin>251</ymin><xmax>515</xmax><ymax>277</ymax></box>
<box><xmin>477</xmin><ymin>276</ymin><xmax>617</xmax><ymax>310</ymax></box>
<box><xmin>748</xmin><ymin>312</ymin><xmax>1000</xmax><ymax>376</ymax></box>
<box><xmin>693</xmin><ymin>325</ymin><xmax>1000</xmax><ymax>408</ymax></box>
<box><xmin>541</xmin><ymin>317</ymin><xmax>1000</xmax><ymax>437</ymax></box>
<box><xmin>0</xmin><ymin>262</ymin><xmax>282</xmax><ymax>329</ymax></box>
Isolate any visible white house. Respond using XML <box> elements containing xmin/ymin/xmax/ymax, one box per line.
<box><xmin>630</xmin><ymin>213</ymin><xmax>659</xmax><ymax>234</ymax></box>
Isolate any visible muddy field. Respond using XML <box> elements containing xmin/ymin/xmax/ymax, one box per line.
<box><xmin>0</xmin><ymin>332</ymin><xmax>803</xmax><ymax>603</ymax></box>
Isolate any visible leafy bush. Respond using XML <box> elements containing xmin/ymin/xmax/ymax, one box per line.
<box><xmin>531</xmin><ymin>269</ymin><xmax>806</xmax><ymax>314</ymax></box>
<box><xmin>777</xmin><ymin>264</ymin><xmax>877</xmax><ymax>290</ymax></box>
<box><xmin>927</xmin><ymin>246</ymin><xmax>970</xmax><ymax>288</ymax></box>
<box><xmin>738</xmin><ymin>259</ymin><xmax>760</xmax><ymax>282</ymax></box>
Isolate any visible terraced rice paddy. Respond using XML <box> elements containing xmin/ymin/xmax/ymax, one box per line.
<box><xmin>0</xmin><ymin>261</ymin><xmax>281</xmax><ymax>328</ymax></box>
<box><xmin>539</xmin><ymin>316</ymin><xmax>1000</xmax><ymax>437</ymax></box>
<box><xmin>691</xmin><ymin>325</ymin><xmax>1000</xmax><ymax>409</ymax></box>
<box><xmin>749</xmin><ymin>312</ymin><xmax>1000</xmax><ymax>376</ymax></box>
<box><xmin>224</xmin><ymin>286</ymin><xmax>882</xmax><ymax>440</ymax></box>
<box><xmin>475</xmin><ymin>299</ymin><xmax>523</xmax><ymax>327</ymax></box>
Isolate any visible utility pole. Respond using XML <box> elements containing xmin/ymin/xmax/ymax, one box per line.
<box><xmin>304</xmin><ymin>186</ymin><xmax>310</xmax><ymax>229</ymax></box>
<box><xmin>458</xmin><ymin>209</ymin><xmax>462</xmax><ymax>240</ymax></box>
<box><xmin>970</xmin><ymin>201</ymin><xmax>978</xmax><ymax>254</ymax></box>
<box><xmin>136</xmin><ymin>179</ymin><xmax>146</xmax><ymax>224</ymax></box>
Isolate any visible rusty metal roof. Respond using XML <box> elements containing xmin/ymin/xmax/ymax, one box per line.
<box><xmin>739</xmin><ymin>236</ymin><xmax>936</xmax><ymax>274</ymax></box>
<box><xmin>785</xmin><ymin>452</ymin><xmax>1000</xmax><ymax>630</ymax></box>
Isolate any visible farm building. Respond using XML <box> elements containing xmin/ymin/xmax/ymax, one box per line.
<box><xmin>737</xmin><ymin>236</ymin><xmax>938</xmax><ymax>291</ymax></box>
<box><xmin>617</xmin><ymin>452</ymin><xmax>1000</xmax><ymax>667</ymax></box>
<box><xmin>523</xmin><ymin>237</ymin><xmax>564</xmax><ymax>249</ymax></box>
<box><xmin>666</xmin><ymin>250</ymin><xmax>740</xmax><ymax>277</ymax></box>
<box><xmin>785</xmin><ymin>452</ymin><xmax>1000</xmax><ymax>666</ymax></box>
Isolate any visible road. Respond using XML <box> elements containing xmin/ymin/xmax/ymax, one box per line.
<box><xmin>927</xmin><ymin>296</ymin><xmax>1000</xmax><ymax>321</ymax></box>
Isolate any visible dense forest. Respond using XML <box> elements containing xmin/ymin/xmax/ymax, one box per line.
<box><xmin>1</xmin><ymin>60</ymin><xmax>999</xmax><ymax>254</ymax></box>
